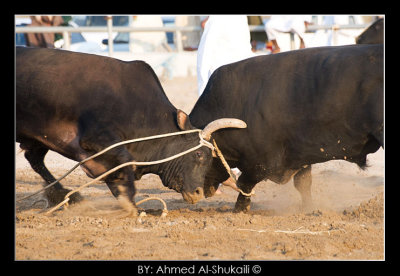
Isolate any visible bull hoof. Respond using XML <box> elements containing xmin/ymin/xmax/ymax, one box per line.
<box><xmin>234</xmin><ymin>193</ymin><xmax>251</xmax><ymax>213</ymax></box>
<box><xmin>117</xmin><ymin>195</ymin><xmax>138</xmax><ymax>217</ymax></box>
<box><xmin>69</xmin><ymin>191</ymin><xmax>84</xmax><ymax>204</ymax></box>
<box><xmin>233</xmin><ymin>202</ymin><xmax>251</xmax><ymax>213</ymax></box>
<box><xmin>45</xmin><ymin>188</ymin><xmax>83</xmax><ymax>206</ymax></box>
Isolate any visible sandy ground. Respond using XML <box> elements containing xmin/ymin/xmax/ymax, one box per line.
<box><xmin>15</xmin><ymin>76</ymin><xmax>385</xmax><ymax>260</ymax></box>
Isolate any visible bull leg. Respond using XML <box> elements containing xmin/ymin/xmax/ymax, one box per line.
<box><xmin>104</xmin><ymin>160</ymin><xmax>137</xmax><ymax>216</ymax></box>
<box><xmin>293</xmin><ymin>165</ymin><xmax>312</xmax><ymax>211</ymax></box>
<box><xmin>79</xmin><ymin>126</ymin><xmax>138</xmax><ymax>216</ymax></box>
<box><xmin>233</xmin><ymin>174</ymin><xmax>257</xmax><ymax>213</ymax></box>
<box><xmin>20</xmin><ymin>141</ymin><xmax>83</xmax><ymax>206</ymax></box>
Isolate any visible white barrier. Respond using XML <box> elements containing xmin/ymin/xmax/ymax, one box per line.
<box><xmin>15</xmin><ymin>23</ymin><xmax>368</xmax><ymax>54</ymax></box>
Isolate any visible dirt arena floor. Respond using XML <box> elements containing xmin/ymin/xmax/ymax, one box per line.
<box><xmin>15</xmin><ymin>76</ymin><xmax>385</xmax><ymax>260</ymax></box>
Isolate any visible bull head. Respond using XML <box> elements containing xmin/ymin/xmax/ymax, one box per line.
<box><xmin>168</xmin><ymin>110</ymin><xmax>247</xmax><ymax>204</ymax></box>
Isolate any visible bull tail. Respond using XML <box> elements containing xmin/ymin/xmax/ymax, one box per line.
<box><xmin>373</xmin><ymin>124</ymin><xmax>384</xmax><ymax>149</ymax></box>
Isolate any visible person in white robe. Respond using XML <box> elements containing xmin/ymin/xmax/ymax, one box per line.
<box><xmin>264</xmin><ymin>15</ymin><xmax>312</xmax><ymax>53</ymax></box>
<box><xmin>197</xmin><ymin>15</ymin><xmax>255</xmax><ymax>96</ymax></box>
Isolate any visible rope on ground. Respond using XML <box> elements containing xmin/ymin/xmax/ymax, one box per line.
<box><xmin>237</xmin><ymin>226</ymin><xmax>346</xmax><ymax>236</ymax></box>
<box><xmin>136</xmin><ymin>197</ymin><xmax>168</xmax><ymax>218</ymax></box>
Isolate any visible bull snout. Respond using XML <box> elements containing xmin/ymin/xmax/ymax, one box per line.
<box><xmin>181</xmin><ymin>187</ymin><xmax>204</xmax><ymax>204</ymax></box>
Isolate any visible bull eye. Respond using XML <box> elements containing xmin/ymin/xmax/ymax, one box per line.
<box><xmin>196</xmin><ymin>150</ymin><xmax>204</xmax><ymax>160</ymax></box>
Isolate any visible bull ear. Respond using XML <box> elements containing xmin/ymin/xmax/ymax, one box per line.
<box><xmin>176</xmin><ymin>109</ymin><xmax>193</xmax><ymax>130</ymax></box>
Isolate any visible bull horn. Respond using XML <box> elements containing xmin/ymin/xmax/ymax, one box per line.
<box><xmin>201</xmin><ymin>118</ymin><xmax>247</xmax><ymax>141</ymax></box>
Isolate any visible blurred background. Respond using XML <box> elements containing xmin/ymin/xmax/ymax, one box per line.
<box><xmin>15</xmin><ymin>15</ymin><xmax>383</xmax><ymax>78</ymax></box>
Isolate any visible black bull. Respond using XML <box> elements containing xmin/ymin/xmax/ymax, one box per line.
<box><xmin>16</xmin><ymin>46</ymin><xmax>245</xmax><ymax>213</ymax></box>
<box><xmin>189</xmin><ymin>44</ymin><xmax>383</xmax><ymax>212</ymax></box>
<box><xmin>356</xmin><ymin>18</ymin><xmax>384</xmax><ymax>45</ymax></box>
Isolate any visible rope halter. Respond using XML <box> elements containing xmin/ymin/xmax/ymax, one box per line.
<box><xmin>18</xmin><ymin>118</ymin><xmax>249</xmax><ymax>215</ymax></box>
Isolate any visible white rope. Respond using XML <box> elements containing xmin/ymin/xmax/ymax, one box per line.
<box><xmin>80</xmin><ymin>129</ymin><xmax>203</xmax><ymax>163</ymax></box>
